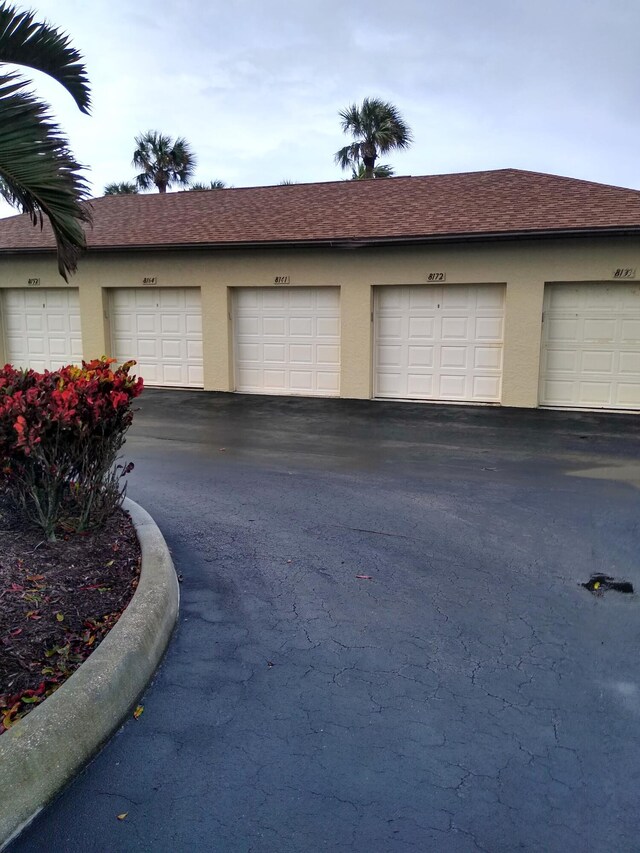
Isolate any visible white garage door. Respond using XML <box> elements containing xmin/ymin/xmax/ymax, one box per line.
<box><xmin>110</xmin><ymin>288</ymin><xmax>203</xmax><ymax>388</ymax></box>
<box><xmin>2</xmin><ymin>288</ymin><xmax>82</xmax><ymax>371</ymax></box>
<box><xmin>234</xmin><ymin>288</ymin><xmax>340</xmax><ymax>396</ymax></box>
<box><xmin>375</xmin><ymin>285</ymin><xmax>504</xmax><ymax>402</ymax></box>
<box><xmin>539</xmin><ymin>283</ymin><xmax>640</xmax><ymax>409</ymax></box>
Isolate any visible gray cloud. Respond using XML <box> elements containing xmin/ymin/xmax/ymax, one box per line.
<box><xmin>1</xmin><ymin>0</ymin><xmax>639</xmax><ymax>217</ymax></box>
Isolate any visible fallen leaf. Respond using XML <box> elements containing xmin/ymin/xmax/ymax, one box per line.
<box><xmin>133</xmin><ymin>705</ymin><xmax>144</xmax><ymax>719</ymax></box>
<box><xmin>56</xmin><ymin>613</ymin><xmax>64</xmax><ymax>622</ymax></box>
<box><xmin>355</xmin><ymin>575</ymin><xmax>373</xmax><ymax>580</ymax></box>
<box><xmin>117</xmin><ymin>813</ymin><xmax>128</xmax><ymax>821</ymax></box>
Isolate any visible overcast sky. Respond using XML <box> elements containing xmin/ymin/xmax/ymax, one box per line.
<box><xmin>3</xmin><ymin>0</ymin><xmax>640</xmax><ymax>214</ymax></box>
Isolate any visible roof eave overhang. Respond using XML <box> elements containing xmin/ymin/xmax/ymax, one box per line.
<box><xmin>2</xmin><ymin>225</ymin><xmax>640</xmax><ymax>256</ymax></box>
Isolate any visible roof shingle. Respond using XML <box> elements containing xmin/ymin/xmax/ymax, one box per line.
<box><xmin>2</xmin><ymin>168</ymin><xmax>640</xmax><ymax>253</ymax></box>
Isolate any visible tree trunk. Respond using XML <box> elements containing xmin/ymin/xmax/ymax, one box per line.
<box><xmin>362</xmin><ymin>144</ymin><xmax>377</xmax><ymax>179</ymax></box>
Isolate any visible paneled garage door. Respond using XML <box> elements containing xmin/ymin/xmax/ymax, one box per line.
<box><xmin>234</xmin><ymin>287</ymin><xmax>340</xmax><ymax>396</ymax></box>
<box><xmin>539</xmin><ymin>283</ymin><xmax>640</xmax><ymax>409</ymax></box>
<box><xmin>374</xmin><ymin>285</ymin><xmax>504</xmax><ymax>402</ymax></box>
<box><xmin>2</xmin><ymin>288</ymin><xmax>82</xmax><ymax>371</ymax></box>
<box><xmin>110</xmin><ymin>288</ymin><xmax>203</xmax><ymax>387</ymax></box>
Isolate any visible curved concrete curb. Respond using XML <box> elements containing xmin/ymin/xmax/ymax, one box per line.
<box><xmin>0</xmin><ymin>498</ymin><xmax>179</xmax><ymax>850</ymax></box>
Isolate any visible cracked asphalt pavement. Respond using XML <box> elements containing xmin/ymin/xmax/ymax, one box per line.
<box><xmin>9</xmin><ymin>392</ymin><xmax>640</xmax><ymax>852</ymax></box>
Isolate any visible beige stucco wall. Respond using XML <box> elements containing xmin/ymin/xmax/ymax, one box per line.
<box><xmin>1</xmin><ymin>235</ymin><xmax>639</xmax><ymax>408</ymax></box>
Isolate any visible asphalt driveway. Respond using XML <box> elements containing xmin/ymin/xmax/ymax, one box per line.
<box><xmin>9</xmin><ymin>392</ymin><xmax>640</xmax><ymax>853</ymax></box>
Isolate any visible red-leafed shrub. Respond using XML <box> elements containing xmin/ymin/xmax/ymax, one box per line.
<box><xmin>0</xmin><ymin>358</ymin><xmax>143</xmax><ymax>538</ymax></box>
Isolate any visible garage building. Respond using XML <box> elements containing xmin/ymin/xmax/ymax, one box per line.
<box><xmin>1</xmin><ymin>168</ymin><xmax>639</xmax><ymax>411</ymax></box>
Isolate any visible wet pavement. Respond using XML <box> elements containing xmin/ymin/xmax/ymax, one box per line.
<box><xmin>9</xmin><ymin>392</ymin><xmax>640</xmax><ymax>852</ymax></box>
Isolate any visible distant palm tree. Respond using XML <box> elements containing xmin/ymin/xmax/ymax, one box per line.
<box><xmin>104</xmin><ymin>181</ymin><xmax>138</xmax><ymax>195</ymax></box>
<box><xmin>0</xmin><ymin>2</ymin><xmax>91</xmax><ymax>279</ymax></box>
<box><xmin>351</xmin><ymin>162</ymin><xmax>394</xmax><ymax>180</ymax></box>
<box><xmin>132</xmin><ymin>131</ymin><xmax>195</xmax><ymax>193</ymax></box>
<box><xmin>187</xmin><ymin>179</ymin><xmax>227</xmax><ymax>191</ymax></box>
<box><xmin>335</xmin><ymin>97</ymin><xmax>412</xmax><ymax>180</ymax></box>
<box><xmin>279</xmin><ymin>179</ymin><xmax>296</xmax><ymax>185</ymax></box>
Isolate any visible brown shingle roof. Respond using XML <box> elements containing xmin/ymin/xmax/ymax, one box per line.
<box><xmin>2</xmin><ymin>168</ymin><xmax>640</xmax><ymax>253</ymax></box>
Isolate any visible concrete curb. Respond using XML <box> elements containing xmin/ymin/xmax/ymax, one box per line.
<box><xmin>0</xmin><ymin>498</ymin><xmax>179</xmax><ymax>850</ymax></box>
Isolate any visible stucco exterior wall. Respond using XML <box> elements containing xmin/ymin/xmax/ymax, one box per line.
<box><xmin>1</xmin><ymin>235</ymin><xmax>639</xmax><ymax>408</ymax></box>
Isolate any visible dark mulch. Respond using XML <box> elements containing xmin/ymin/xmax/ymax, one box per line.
<box><xmin>0</xmin><ymin>494</ymin><xmax>141</xmax><ymax>733</ymax></box>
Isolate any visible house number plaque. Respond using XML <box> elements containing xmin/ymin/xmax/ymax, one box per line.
<box><xmin>426</xmin><ymin>272</ymin><xmax>446</xmax><ymax>282</ymax></box>
<box><xmin>613</xmin><ymin>268</ymin><xmax>636</xmax><ymax>279</ymax></box>
<box><xmin>142</xmin><ymin>276</ymin><xmax>158</xmax><ymax>285</ymax></box>
<box><xmin>273</xmin><ymin>275</ymin><xmax>290</xmax><ymax>284</ymax></box>
<box><xmin>27</xmin><ymin>277</ymin><xmax>40</xmax><ymax>287</ymax></box>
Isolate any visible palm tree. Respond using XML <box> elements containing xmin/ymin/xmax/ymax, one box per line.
<box><xmin>187</xmin><ymin>179</ymin><xmax>226</xmax><ymax>191</ymax></box>
<box><xmin>104</xmin><ymin>181</ymin><xmax>138</xmax><ymax>195</ymax></box>
<box><xmin>351</xmin><ymin>162</ymin><xmax>395</xmax><ymax>180</ymax></box>
<box><xmin>132</xmin><ymin>131</ymin><xmax>196</xmax><ymax>193</ymax></box>
<box><xmin>0</xmin><ymin>2</ymin><xmax>91</xmax><ymax>279</ymax></box>
<box><xmin>335</xmin><ymin>97</ymin><xmax>412</xmax><ymax>180</ymax></box>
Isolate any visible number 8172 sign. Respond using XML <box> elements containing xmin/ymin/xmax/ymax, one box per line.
<box><xmin>426</xmin><ymin>272</ymin><xmax>446</xmax><ymax>282</ymax></box>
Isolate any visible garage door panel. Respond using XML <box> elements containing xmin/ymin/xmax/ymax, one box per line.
<box><xmin>317</xmin><ymin>345</ymin><xmax>340</xmax><ymax>365</ymax></box>
<box><xmin>375</xmin><ymin>285</ymin><xmax>504</xmax><ymax>402</ymax></box>
<box><xmin>263</xmin><ymin>317</ymin><xmax>286</xmax><ymax>336</ymax></box>
<box><xmin>264</xmin><ymin>369</ymin><xmax>287</xmax><ymax>390</ymax></box>
<box><xmin>2</xmin><ymin>289</ymin><xmax>81</xmax><ymax>372</ymax></box>
<box><xmin>187</xmin><ymin>340</ymin><xmax>203</xmax><ymax>359</ymax></box>
<box><xmin>440</xmin><ymin>346</ymin><xmax>467</xmax><ymax>369</ymax></box>
<box><xmin>581</xmin><ymin>351</ymin><xmax>614</xmax><ymax>373</ymax></box>
<box><xmin>474</xmin><ymin>347</ymin><xmax>502</xmax><ymax>370</ymax></box>
<box><xmin>290</xmin><ymin>344</ymin><xmax>313</xmax><ymax>363</ymax></box>
<box><xmin>618</xmin><ymin>383</ymin><xmax>640</xmax><ymax>405</ymax></box>
<box><xmin>440</xmin><ymin>375</ymin><xmax>466</xmax><ymax>398</ymax></box>
<box><xmin>477</xmin><ymin>287</ymin><xmax>505</xmax><ymax>309</ymax></box>
<box><xmin>621</xmin><ymin>319</ymin><xmax>640</xmax><ymax>342</ymax></box>
<box><xmin>234</xmin><ymin>288</ymin><xmax>340</xmax><ymax>397</ymax></box>
<box><xmin>441</xmin><ymin>317</ymin><xmax>468</xmax><ymax>340</ymax></box>
<box><xmin>547</xmin><ymin>318</ymin><xmax>578</xmax><ymax>341</ymax></box>
<box><xmin>408</xmin><ymin>317</ymin><xmax>435</xmax><ymax>339</ymax></box>
<box><xmin>236</xmin><ymin>316</ymin><xmax>260</xmax><ymax>336</ymax></box>
<box><xmin>475</xmin><ymin>317</ymin><xmax>503</xmax><ymax>340</ymax></box>
<box><xmin>473</xmin><ymin>376</ymin><xmax>501</xmax><ymax>399</ymax></box>
<box><xmin>160</xmin><ymin>315</ymin><xmax>182</xmax><ymax>334</ymax></box>
<box><xmin>48</xmin><ymin>337</ymin><xmax>70</xmax><ymax>356</ymax></box>
<box><xmin>407</xmin><ymin>374</ymin><xmax>434</xmax><ymax>396</ymax></box>
<box><xmin>584</xmin><ymin>319</ymin><xmax>615</xmax><ymax>341</ymax></box>
<box><xmin>408</xmin><ymin>345</ymin><xmax>434</xmax><ymax>367</ymax></box>
<box><xmin>264</xmin><ymin>344</ymin><xmax>286</xmax><ymax>362</ymax></box>
<box><xmin>316</xmin><ymin>317</ymin><xmax>340</xmax><ymax>338</ymax></box>
<box><xmin>110</xmin><ymin>288</ymin><xmax>203</xmax><ymax>388</ymax></box>
<box><xmin>620</xmin><ymin>352</ymin><xmax>640</xmax><ymax>373</ymax></box>
<box><xmin>540</xmin><ymin>283</ymin><xmax>640</xmax><ymax>409</ymax></box>
<box><xmin>289</xmin><ymin>317</ymin><xmax>313</xmax><ymax>336</ymax></box>
<box><xmin>161</xmin><ymin>340</ymin><xmax>182</xmax><ymax>359</ymax></box>
<box><xmin>545</xmin><ymin>349</ymin><xmax>577</xmax><ymax>372</ymax></box>
<box><xmin>579</xmin><ymin>382</ymin><xmax>610</xmax><ymax>404</ymax></box>
<box><xmin>409</xmin><ymin>288</ymin><xmax>438</xmax><ymax>309</ymax></box>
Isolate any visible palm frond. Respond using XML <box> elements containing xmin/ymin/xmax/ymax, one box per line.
<box><xmin>104</xmin><ymin>181</ymin><xmax>138</xmax><ymax>195</ymax></box>
<box><xmin>0</xmin><ymin>2</ymin><xmax>90</xmax><ymax>112</ymax></box>
<box><xmin>133</xmin><ymin>130</ymin><xmax>196</xmax><ymax>192</ymax></box>
<box><xmin>351</xmin><ymin>162</ymin><xmax>395</xmax><ymax>180</ymax></box>
<box><xmin>336</xmin><ymin>97</ymin><xmax>413</xmax><ymax>173</ymax></box>
<box><xmin>334</xmin><ymin>142</ymin><xmax>361</xmax><ymax>170</ymax></box>
<box><xmin>0</xmin><ymin>73</ymin><xmax>91</xmax><ymax>279</ymax></box>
